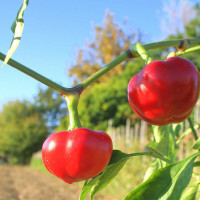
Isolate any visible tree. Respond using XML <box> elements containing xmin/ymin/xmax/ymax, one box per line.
<box><xmin>75</xmin><ymin>59</ymin><xmax>143</xmax><ymax>131</ymax></box>
<box><xmin>56</xmin><ymin>59</ymin><xmax>145</xmax><ymax>132</ymax></box>
<box><xmin>68</xmin><ymin>10</ymin><xmax>138</xmax><ymax>84</ymax></box>
<box><xmin>0</xmin><ymin>87</ymin><xmax>68</xmax><ymax>164</ymax></box>
<box><xmin>0</xmin><ymin>100</ymin><xmax>49</xmax><ymax>164</ymax></box>
<box><xmin>60</xmin><ymin>10</ymin><xmax>144</xmax><ymax>131</ymax></box>
<box><xmin>34</xmin><ymin>86</ymin><xmax>67</xmax><ymax>131</ymax></box>
<box><xmin>185</xmin><ymin>3</ymin><xmax>200</xmax><ymax>38</ymax></box>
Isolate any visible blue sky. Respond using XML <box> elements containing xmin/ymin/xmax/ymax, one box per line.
<box><xmin>0</xmin><ymin>0</ymin><xmax>199</xmax><ymax>109</ymax></box>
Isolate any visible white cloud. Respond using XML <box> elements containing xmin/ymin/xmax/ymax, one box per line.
<box><xmin>159</xmin><ymin>0</ymin><xmax>197</xmax><ymax>38</ymax></box>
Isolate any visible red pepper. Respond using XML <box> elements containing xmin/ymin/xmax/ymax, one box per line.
<box><xmin>128</xmin><ymin>57</ymin><xmax>200</xmax><ymax>125</ymax></box>
<box><xmin>42</xmin><ymin>128</ymin><xmax>113</xmax><ymax>184</ymax></box>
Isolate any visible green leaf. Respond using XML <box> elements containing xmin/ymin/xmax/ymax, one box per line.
<box><xmin>170</xmin><ymin>123</ymin><xmax>182</xmax><ymax>138</ymax></box>
<box><xmin>3</xmin><ymin>0</ymin><xmax>29</xmax><ymax>66</ymax></box>
<box><xmin>143</xmin><ymin>159</ymin><xmax>160</xmax><ymax>182</ymax></box>
<box><xmin>192</xmin><ymin>137</ymin><xmax>200</xmax><ymax>149</ymax></box>
<box><xmin>146</xmin><ymin>141</ymin><xmax>166</xmax><ymax>157</ymax></box>
<box><xmin>147</xmin><ymin>125</ymin><xmax>177</xmax><ymax>162</ymax></box>
<box><xmin>90</xmin><ymin>157</ymin><xmax>129</xmax><ymax>200</ymax></box>
<box><xmin>79</xmin><ymin>150</ymin><xmax>130</xmax><ymax>200</ymax></box>
<box><xmin>187</xmin><ymin>117</ymin><xmax>199</xmax><ymax>141</ymax></box>
<box><xmin>124</xmin><ymin>152</ymin><xmax>200</xmax><ymax>200</ymax></box>
<box><xmin>79</xmin><ymin>150</ymin><xmax>151</xmax><ymax>200</ymax></box>
<box><xmin>181</xmin><ymin>183</ymin><xmax>199</xmax><ymax>200</ymax></box>
<box><xmin>108</xmin><ymin>149</ymin><xmax>129</xmax><ymax>164</ymax></box>
<box><xmin>193</xmin><ymin>161</ymin><xmax>200</xmax><ymax>167</ymax></box>
<box><xmin>79</xmin><ymin>179</ymin><xmax>98</xmax><ymax>200</ymax></box>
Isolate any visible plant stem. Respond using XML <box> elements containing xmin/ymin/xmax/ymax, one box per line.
<box><xmin>81</xmin><ymin>52</ymin><xmax>129</xmax><ymax>89</ymax></box>
<box><xmin>188</xmin><ymin>117</ymin><xmax>199</xmax><ymax>140</ymax></box>
<box><xmin>176</xmin><ymin>46</ymin><xmax>200</xmax><ymax>56</ymax></box>
<box><xmin>143</xmin><ymin>38</ymin><xmax>200</xmax><ymax>50</ymax></box>
<box><xmin>0</xmin><ymin>52</ymin><xmax>83</xmax><ymax>95</ymax></box>
<box><xmin>167</xmin><ymin>46</ymin><xmax>200</xmax><ymax>58</ymax></box>
<box><xmin>167</xmin><ymin>51</ymin><xmax>176</xmax><ymax>58</ymax></box>
<box><xmin>64</xmin><ymin>93</ymin><xmax>81</xmax><ymax>131</ymax></box>
<box><xmin>78</xmin><ymin>39</ymin><xmax>200</xmax><ymax>89</ymax></box>
<box><xmin>128</xmin><ymin>151</ymin><xmax>152</xmax><ymax>157</ymax></box>
<box><xmin>128</xmin><ymin>152</ymin><xmax>172</xmax><ymax>164</ymax></box>
<box><xmin>0</xmin><ymin>52</ymin><xmax>64</xmax><ymax>93</ymax></box>
<box><xmin>134</xmin><ymin>43</ymin><xmax>154</xmax><ymax>64</ymax></box>
<box><xmin>1</xmin><ymin>39</ymin><xmax>200</xmax><ymax>94</ymax></box>
<box><xmin>151</xmin><ymin>153</ymin><xmax>173</xmax><ymax>164</ymax></box>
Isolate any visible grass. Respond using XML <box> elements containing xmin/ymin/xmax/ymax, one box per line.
<box><xmin>100</xmin><ymin>156</ymin><xmax>151</xmax><ymax>199</ymax></box>
<box><xmin>99</xmin><ymin>140</ymin><xmax>152</xmax><ymax>200</ymax></box>
<box><xmin>30</xmin><ymin>157</ymin><xmax>48</xmax><ymax>173</ymax></box>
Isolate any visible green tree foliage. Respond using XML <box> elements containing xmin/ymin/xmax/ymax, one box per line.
<box><xmin>185</xmin><ymin>3</ymin><xmax>200</xmax><ymax>38</ymax></box>
<box><xmin>62</xmin><ymin>2</ymin><xmax>200</xmax><ymax>131</ymax></box>
<box><xmin>34</xmin><ymin>87</ymin><xmax>67</xmax><ymax>130</ymax></box>
<box><xmin>0</xmin><ymin>100</ymin><xmax>49</xmax><ymax>164</ymax></box>
<box><xmin>56</xmin><ymin>60</ymin><xmax>145</xmax><ymax>132</ymax></box>
<box><xmin>77</xmin><ymin>60</ymin><xmax>144</xmax><ymax>131</ymax></box>
<box><xmin>58</xmin><ymin>10</ymin><xmax>144</xmax><ymax>131</ymax></box>
<box><xmin>0</xmin><ymin>87</ymin><xmax>68</xmax><ymax>164</ymax></box>
<box><xmin>68</xmin><ymin>10</ymin><xmax>137</xmax><ymax>84</ymax></box>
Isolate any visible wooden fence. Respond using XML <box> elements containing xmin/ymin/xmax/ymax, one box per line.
<box><xmin>108</xmin><ymin>119</ymin><xmax>148</xmax><ymax>150</ymax></box>
<box><xmin>108</xmin><ymin>99</ymin><xmax>200</xmax><ymax>152</ymax></box>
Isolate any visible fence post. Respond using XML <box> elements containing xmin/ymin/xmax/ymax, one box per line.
<box><xmin>194</xmin><ymin>99</ymin><xmax>200</xmax><ymax>123</ymax></box>
<box><xmin>140</xmin><ymin>120</ymin><xmax>147</xmax><ymax>149</ymax></box>
<box><xmin>126</xmin><ymin>119</ymin><xmax>131</xmax><ymax>147</ymax></box>
<box><xmin>134</xmin><ymin>122</ymin><xmax>140</xmax><ymax>140</ymax></box>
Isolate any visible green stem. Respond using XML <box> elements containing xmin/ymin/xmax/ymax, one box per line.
<box><xmin>1</xmin><ymin>38</ymin><xmax>200</xmax><ymax>94</ymax></box>
<box><xmin>188</xmin><ymin>117</ymin><xmax>198</xmax><ymax>140</ymax></box>
<box><xmin>81</xmin><ymin>52</ymin><xmax>129</xmax><ymax>89</ymax></box>
<box><xmin>143</xmin><ymin>38</ymin><xmax>200</xmax><ymax>50</ymax></box>
<box><xmin>0</xmin><ymin>52</ymin><xmax>63</xmax><ymax>93</ymax></box>
<box><xmin>80</xmin><ymin>39</ymin><xmax>200</xmax><ymax>89</ymax></box>
<box><xmin>151</xmin><ymin>153</ymin><xmax>173</xmax><ymax>164</ymax></box>
<box><xmin>0</xmin><ymin>52</ymin><xmax>83</xmax><ymax>95</ymax></box>
<box><xmin>131</xmin><ymin>43</ymin><xmax>154</xmax><ymax>64</ymax></box>
<box><xmin>128</xmin><ymin>152</ymin><xmax>172</xmax><ymax>164</ymax></box>
<box><xmin>167</xmin><ymin>51</ymin><xmax>176</xmax><ymax>58</ymax></box>
<box><xmin>167</xmin><ymin>46</ymin><xmax>200</xmax><ymax>58</ymax></box>
<box><xmin>64</xmin><ymin>93</ymin><xmax>81</xmax><ymax>131</ymax></box>
<box><xmin>128</xmin><ymin>151</ymin><xmax>152</xmax><ymax>157</ymax></box>
<box><xmin>176</xmin><ymin>46</ymin><xmax>200</xmax><ymax>56</ymax></box>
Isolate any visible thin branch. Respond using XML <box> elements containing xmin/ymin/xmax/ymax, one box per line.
<box><xmin>188</xmin><ymin>117</ymin><xmax>199</xmax><ymax>140</ymax></box>
<box><xmin>1</xmin><ymin>38</ymin><xmax>200</xmax><ymax>95</ymax></box>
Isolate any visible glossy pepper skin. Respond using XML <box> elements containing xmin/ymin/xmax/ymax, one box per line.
<box><xmin>42</xmin><ymin>128</ymin><xmax>113</xmax><ymax>184</ymax></box>
<box><xmin>128</xmin><ymin>57</ymin><xmax>200</xmax><ymax>126</ymax></box>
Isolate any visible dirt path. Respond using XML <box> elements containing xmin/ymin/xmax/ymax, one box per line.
<box><xmin>0</xmin><ymin>165</ymin><xmax>110</xmax><ymax>200</ymax></box>
<box><xmin>0</xmin><ymin>165</ymin><xmax>19</xmax><ymax>200</ymax></box>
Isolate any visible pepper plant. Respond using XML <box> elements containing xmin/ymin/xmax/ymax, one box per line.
<box><xmin>2</xmin><ymin>1</ymin><xmax>200</xmax><ymax>199</ymax></box>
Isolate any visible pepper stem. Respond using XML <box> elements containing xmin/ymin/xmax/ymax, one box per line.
<box><xmin>64</xmin><ymin>93</ymin><xmax>81</xmax><ymax>131</ymax></box>
<box><xmin>166</xmin><ymin>51</ymin><xmax>176</xmax><ymax>59</ymax></box>
<box><xmin>130</xmin><ymin>43</ymin><xmax>154</xmax><ymax>64</ymax></box>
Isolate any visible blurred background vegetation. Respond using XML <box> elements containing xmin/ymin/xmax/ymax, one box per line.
<box><xmin>0</xmin><ymin>0</ymin><xmax>199</xmax><ymax>178</ymax></box>
<box><xmin>0</xmin><ymin>1</ymin><xmax>200</xmax><ymax>199</ymax></box>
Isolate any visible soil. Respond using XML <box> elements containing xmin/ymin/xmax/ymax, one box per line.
<box><xmin>0</xmin><ymin>165</ymin><xmax>111</xmax><ymax>200</ymax></box>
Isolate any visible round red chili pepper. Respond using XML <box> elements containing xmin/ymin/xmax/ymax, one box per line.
<box><xmin>42</xmin><ymin>128</ymin><xmax>113</xmax><ymax>184</ymax></box>
<box><xmin>128</xmin><ymin>56</ymin><xmax>200</xmax><ymax>125</ymax></box>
